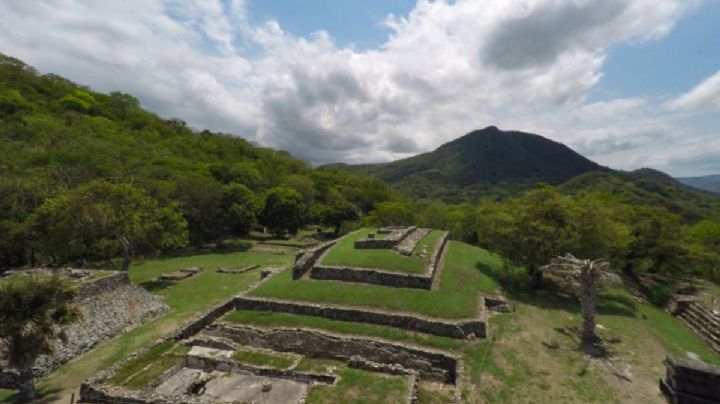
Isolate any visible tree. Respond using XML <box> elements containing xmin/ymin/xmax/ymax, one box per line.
<box><xmin>312</xmin><ymin>189</ymin><xmax>359</xmax><ymax>235</ymax></box>
<box><xmin>541</xmin><ymin>254</ymin><xmax>616</xmax><ymax>350</ymax></box>
<box><xmin>222</xmin><ymin>183</ymin><xmax>261</xmax><ymax>236</ymax></box>
<box><xmin>259</xmin><ymin>187</ymin><xmax>305</xmax><ymax>235</ymax></box>
<box><xmin>0</xmin><ymin>275</ymin><xmax>81</xmax><ymax>401</ymax></box>
<box><xmin>365</xmin><ymin>201</ymin><xmax>416</xmax><ymax>227</ymax></box>
<box><xmin>33</xmin><ymin>180</ymin><xmax>188</xmax><ymax>270</ymax></box>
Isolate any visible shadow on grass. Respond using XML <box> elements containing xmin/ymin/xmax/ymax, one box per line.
<box><xmin>476</xmin><ymin>261</ymin><xmax>638</xmax><ymax>318</ymax></box>
<box><xmin>2</xmin><ymin>385</ymin><xmax>63</xmax><ymax>404</ymax></box>
<box><xmin>551</xmin><ymin>325</ymin><xmax>616</xmax><ymax>360</ymax></box>
<box><xmin>138</xmin><ymin>279</ymin><xmax>174</xmax><ymax>292</ymax></box>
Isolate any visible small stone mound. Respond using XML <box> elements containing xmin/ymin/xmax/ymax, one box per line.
<box><xmin>158</xmin><ymin>266</ymin><xmax>203</xmax><ymax>281</ymax></box>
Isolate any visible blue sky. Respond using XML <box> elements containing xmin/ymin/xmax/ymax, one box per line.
<box><xmin>1</xmin><ymin>0</ymin><xmax>719</xmax><ymax>175</ymax></box>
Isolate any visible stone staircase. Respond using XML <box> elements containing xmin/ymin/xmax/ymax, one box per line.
<box><xmin>669</xmin><ymin>295</ymin><xmax>720</xmax><ymax>354</ymax></box>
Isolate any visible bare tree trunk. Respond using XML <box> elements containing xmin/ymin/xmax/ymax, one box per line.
<box><xmin>120</xmin><ymin>240</ymin><xmax>133</xmax><ymax>272</ymax></box>
<box><xmin>579</xmin><ymin>265</ymin><xmax>599</xmax><ymax>347</ymax></box>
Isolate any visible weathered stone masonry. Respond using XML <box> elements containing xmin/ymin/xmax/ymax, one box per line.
<box><xmin>232</xmin><ymin>295</ymin><xmax>485</xmax><ymax>339</ymax></box>
<box><xmin>0</xmin><ymin>271</ymin><xmax>169</xmax><ymax>383</ymax></box>
<box><xmin>354</xmin><ymin>226</ymin><xmax>417</xmax><ymax>249</ymax></box>
<box><xmin>292</xmin><ymin>240</ymin><xmax>338</xmax><ymax>280</ymax></box>
<box><xmin>660</xmin><ymin>356</ymin><xmax>720</xmax><ymax>403</ymax></box>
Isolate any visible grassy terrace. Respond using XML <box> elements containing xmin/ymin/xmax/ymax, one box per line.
<box><xmin>320</xmin><ymin>228</ymin><xmax>444</xmax><ymax>274</ymax></box>
<box><xmin>299</xmin><ymin>358</ymin><xmax>412</xmax><ymax>404</ymax></box>
<box><xmin>108</xmin><ymin>342</ymin><xmax>189</xmax><ymax>390</ymax></box>
<box><xmin>223</xmin><ymin>310</ymin><xmax>462</xmax><ymax>350</ymax></box>
<box><xmin>251</xmin><ymin>241</ymin><xmax>500</xmax><ymax>319</ymax></box>
<box><xmin>233</xmin><ymin>347</ymin><xmax>298</xmax><ymax>369</ymax></box>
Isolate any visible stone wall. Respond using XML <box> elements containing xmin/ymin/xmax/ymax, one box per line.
<box><xmin>1</xmin><ymin>272</ymin><xmax>169</xmax><ymax>379</ymax></box>
<box><xmin>232</xmin><ymin>296</ymin><xmax>485</xmax><ymax>339</ymax></box>
<box><xmin>667</xmin><ymin>294</ymin><xmax>720</xmax><ymax>354</ymax></box>
<box><xmin>310</xmin><ymin>232</ymin><xmax>449</xmax><ymax>290</ymax></box>
<box><xmin>354</xmin><ymin>226</ymin><xmax>416</xmax><ymax>249</ymax></box>
<box><xmin>204</xmin><ymin>324</ymin><xmax>458</xmax><ymax>383</ymax></box>
<box><xmin>659</xmin><ymin>356</ymin><xmax>720</xmax><ymax>403</ymax></box>
<box><xmin>292</xmin><ymin>240</ymin><xmax>338</xmax><ymax>280</ymax></box>
<box><xmin>310</xmin><ymin>265</ymin><xmax>434</xmax><ymax>289</ymax></box>
<box><xmin>394</xmin><ymin>228</ymin><xmax>430</xmax><ymax>256</ymax></box>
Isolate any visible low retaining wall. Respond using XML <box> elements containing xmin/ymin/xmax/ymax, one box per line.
<box><xmin>233</xmin><ymin>295</ymin><xmax>485</xmax><ymax>339</ymax></box>
<box><xmin>292</xmin><ymin>240</ymin><xmax>338</xmax><ymax>280</ymax></box>
<box><xmin>659</xmin><ymin>356</ymin><xmax>720</xmax><ymax>403</ymax></box>
<box><xmin>354</xmin><ymin>227</ymin><xmax>416</xmax><ymax>249</ymax></box>
<box><xmin>204</xmin><ymin>324</ymin><xmax>458</xmax><ymax>383</ymax></box>
<box><xmin>310</xmin><ymin>232</ymin><xmax>449</xmax><ymax>290</ymax></box>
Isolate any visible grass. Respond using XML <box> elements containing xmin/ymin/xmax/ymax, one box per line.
<box><xmin>305</xmin><ymin>367</ymin><xmax>411</xmax><ymax>404</ymax></box>
<box><xmin>109</xmin><ymin>342</ymin><xmax>189</xmax><ymax>390</ymax></box>
<box><xmin>223</xmin><ymin>310</ymin><xmax>462</xmax><ymax>350</ymax></box>
<box><xmin>321</xmin><ymin>228</ymin><xmax>428</xmax><ymax>274</ymax></box>
<box><xmin>294</xmin><ymin>357</ymin><xmax>346</xmax><ymax>374</ymax></box>
<box><xmin>28</xmin><ymin>249</ymin><xmax>294</xmax><ymax>403</ymax></box>
<box><xmin>232</xmin><ymin>347</ymin><xmax>297</xmax><ymax>369</ymax></box>
<box><xmin>252</xmin><ymin>241</ymin><xmax>499</xmax><ymax>319</ymax></box>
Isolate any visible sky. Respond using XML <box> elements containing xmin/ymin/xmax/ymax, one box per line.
<box><xmin>0</xmin><ymin>0</ymin><xmax>719</xmax><ymax>176</ymax></box>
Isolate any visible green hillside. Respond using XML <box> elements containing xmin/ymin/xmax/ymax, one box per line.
<box><xmin>0</xmin><ymin>54</ymin><xmax>394</xmax><ymax>270</ymax></box>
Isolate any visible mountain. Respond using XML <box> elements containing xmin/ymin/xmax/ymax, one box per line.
<box><xmin>560</xmin><ymin>170</ymin><xmax>720</xmax><ymax>221</ymax></box>
<box><xmin>333</xmin><ymin>126</ymin><xmax>609</xmax><ymax>201</ymax></box>
<box><xmin>676</xmin><ymin>174</ymin><xmax>720</xmax><ymax>194</ymax></box>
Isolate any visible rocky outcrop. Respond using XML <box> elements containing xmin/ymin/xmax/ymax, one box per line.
<box><xmin>232</xmin><ymin>295</ymin><xmax>485</xmax><ymax>339</ymax></box>
<box><xmin>660</xmin><ymin>356</ymin><xmax>720</xmax><ymax>403</ymax></box>
<box><xmin>203</xmin><ymin>323</ymin><xmax>458</xmax><ymax>383</ymax></box>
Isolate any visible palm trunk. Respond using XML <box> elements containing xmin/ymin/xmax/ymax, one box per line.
<box><xmin>18</xmin><ymin>369</ymin><xmax>38</xmax><ymax>402</ymax></box>
<box><xmin>579</xmin><ymin>266</ymin><xmax>598</xmax><ymax>346</ymax></box>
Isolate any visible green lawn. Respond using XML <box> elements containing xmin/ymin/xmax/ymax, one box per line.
<box><xmin>10</xmin><ymin>249</ymin><xmax>295</xmax><ymax>403</ymax></box>
<box><xmin>223</xmin><ymin>310</ymin><xmax>462</xmax><ymax>350</ymax></box>
<box><xmin>251</xmin><ymin>241</ymin><xmax>500</xmax><ymax>319</ymax></box>
<box><xmin>305</xmin><ymin>367</ymin><xmax>411</xmax><ymax>404</ymax></box>
<box><xmin>321</xmin><ymin>228</ymin><xmax>440</xmax><ymax>274</ymax></box>
<box><xmin>232</xmin><ymin>347</ymin><xmax>298</xmax><ymax>369</ymax></box>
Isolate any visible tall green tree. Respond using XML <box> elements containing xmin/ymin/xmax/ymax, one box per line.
<box><xmin>0</xmin><ymin>275</ymin><xmax>81</xmax><ymax>401</ymax></box>
<box><xmin>222</xmin><ymin>182</ymin><xmax>261</xmax><ymax>236</ymax></box>
<box><xmin>33</xmin><ymin>180</ymin><xmax>188</xmax><ymax>270</ymax></box>
<box><xmin>259</xmin><ymin>187</ymin><xmax>305</xmax><ymax>235</ymax></box>
<box><xmin>311</xmin><ymin>189</ymin><xmax>359</xmax><ymax>235</ymax></box>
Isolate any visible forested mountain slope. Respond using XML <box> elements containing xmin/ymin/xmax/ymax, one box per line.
<box><xmin>0</xmin><ymin>54</ymin><xmax>393</xmax><ymax>269</ymax></box>
<box><xmin>677</xmin><ymin>174</ymin><xmax>720</xmax><ymax>194</ymax></box>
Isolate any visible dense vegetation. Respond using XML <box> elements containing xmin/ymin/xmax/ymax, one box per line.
<box><xmin>0</xmin><ymin>54</ymin><xmax>394</xmax><ymax>270</ymax></box>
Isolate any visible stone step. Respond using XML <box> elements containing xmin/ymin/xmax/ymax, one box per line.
<box><xmin>677</xmin><ymin>315</ymin><xmax>720</xmax><ymax>354</ymax></box>
<box><xmin>679</xmin><ymin>310</ymin><xmax>720</xmax><ymax>342</ymax></box>
<box><xmin>685</xmin><ymin>304</ymin><xmax>720</xmax><ymax>329</ymax></box>
<box><xmin>678</xmin><ymin>312</ymin><xmax>720</xmax><ymax>345</ymax></box>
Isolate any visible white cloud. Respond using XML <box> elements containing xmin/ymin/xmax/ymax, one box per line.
<box><xmin>667</xmin><ymin>70</ymin><xmax>720</xmax><ymax>111</ymax></box>
<box><xmin>0</xmin><ymin>0</ymin><xmax>716</xmax><ymax>175</ymax></box>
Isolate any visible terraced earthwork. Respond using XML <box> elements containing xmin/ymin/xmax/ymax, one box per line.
<box><xmin>79</xmin><ymin>228</ymin><xmax>507</xmax><ymax>403</ymax></box>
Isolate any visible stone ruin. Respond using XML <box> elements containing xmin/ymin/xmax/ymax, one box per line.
<box><xmin>659</xmin><ymin>356</ymin><xmax>720</xmax><ymax>403</ymax></box>
<box><xmin>666</xmin><ymin>294</ymin><xmax>720</xmax><ymax>354</ymax></box>
<box><xmin>0</xmin><ymin>270</ymin><xmax>169</xmax><ymax>390</ymax></box>
<box><xmin>157</xmin><ymin>266</ymin><xmax>203</xmax><ymax>281</ymax></box>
